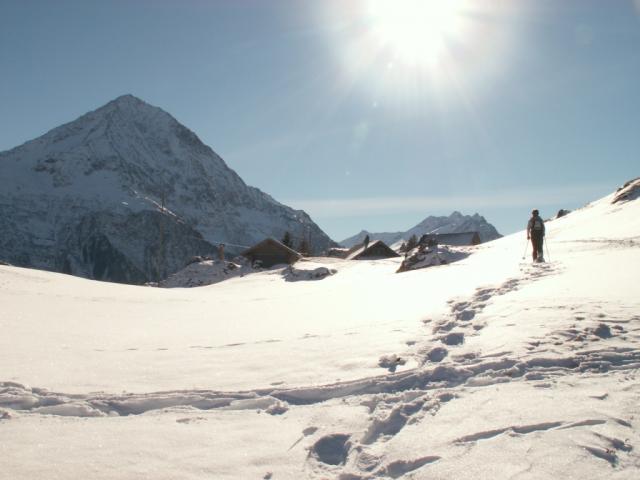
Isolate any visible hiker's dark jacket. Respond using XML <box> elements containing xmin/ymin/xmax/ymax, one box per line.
<box><xmin>527</xmin><ymin>215</ymin><xmax>545</xmax><ymax>237</ymax></box>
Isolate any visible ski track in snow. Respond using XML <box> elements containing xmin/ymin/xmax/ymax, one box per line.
<box><xmin>0</xmin><ymin>260</ymin><xmax>623</xmax><ymax>413</ymax></box>
<box><xmin>3</xmin><ymin>345</ymin><xmax>637</xmax><ymax>417</ymax></box>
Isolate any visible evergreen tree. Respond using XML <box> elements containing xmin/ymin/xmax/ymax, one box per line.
<box><xmin>406</xmin><ymin>234</ymin><xmax>418</xmax><ymax>251</ymax></box>
<box><xmin>298</xmin><ymin>238</ymin><xmax>311</xmax><ymax>256</ymax></box>
<box><xmin>282</xmin><ymin>231</ymin><xmax>293</xmax><ymax>248</ymax></box>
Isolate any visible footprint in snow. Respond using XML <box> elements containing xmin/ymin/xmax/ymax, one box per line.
<box><xmin>432</xmin><ymin>320</ymin><xmax>456</xmax><ymax>334</ymax></box>
<box><xmin>456</xmin><ymin>310</ymin><xmax>476</xmax><ymax>321</ymax></box>
<box><xmin>310</xmin><ymin>434</ymin><xmax>351</xmax><ymax>466</ymax></box>
<box><xmin>426</xmin><ymin>347</ymin><xmax>448</xmax><ymax>363</ymax></box>
<box><xmin>592</xmin><ymin>324</ymin><xmax>612</xmax><ymax>338</ymax></box>
<box><xmin>378</xmin><ymin>354</ymin><xmax>407</xmax><ymax>372</ymax></box>
<box><xmin>440</xmin><ymin>332</ymin><xmax>464</xmax><ymax>346</ymax></box>
<box><xmin>452</xmin><ymin>302</ymin><xmax>470</xmax><ymax>312</ymax></box>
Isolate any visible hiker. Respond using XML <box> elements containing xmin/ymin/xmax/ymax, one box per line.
<box><xmin>363</xmin><ymin>234</ymin><xmax>370</xmax><ymax>249</ymax></box>
<box><xmin>218</xmin><ymin>243</ymin><xmax>225</xmax><ymax>262</ymax></box>
<box><xmin>527</xmin><ymin>209</ymin><xmax>545</xmax><ymax>262</ymax></box>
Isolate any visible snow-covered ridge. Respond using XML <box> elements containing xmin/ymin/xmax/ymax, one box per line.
<box><xmin>341</xmin><ymin>211</ymin><xmax>501</xmax><ymax>248</ymax></box>
<box><xmin>0</xmin><ymin>95</ymin><xmax>335</xmax><ymax>283</ymax></box>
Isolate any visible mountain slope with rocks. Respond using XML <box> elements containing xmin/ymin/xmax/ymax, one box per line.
<box><xmin>0</xmin><ymin>95</ymin><xmax>334</xmax><ymax>283</ymax></box>
<box><xmin>341</xmin><ymin>211</ymin><xmax>501</xmax><ymax>248</ymax></box>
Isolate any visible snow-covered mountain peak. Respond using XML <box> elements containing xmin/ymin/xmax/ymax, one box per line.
<box><xmin>96</xmin><ymin>93</ymin><xmax>165</xmax><ymax>117</ymax></box>
<box><xmin>1</xmin><ymin>94</ymin><xmax>230</xmax><ymax>203</ymax></box>
<box><xmin>32</xmin><ymin>94</ymin><xmax>169</xmax><ymax>146</ymax></box>
<box><xmin>90</xmin><ymin>94</ymin><xmax>180</xmax><ymax>137</ymax></box>
<box><xmin>341</xmin><ymin>212</ymin><xmax>502</xmax><ymax>248</ymax></box>
<box><xmin>0</xmin><ymin>95</ymin><xmax>335</xmax><ymax>283</ymax></box>
<box><xmin>110</xmin><ymin>93</ymin><xmax>149</xmax><ymax>107</ymax></box>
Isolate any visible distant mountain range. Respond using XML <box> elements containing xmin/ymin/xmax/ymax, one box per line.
<box><xmin>340</xmin><ymin>211</ymin><xmax>502</xmax><ymax>248</ymax></box>
<box><xmin>0</xmin><ymin>94</ymin><xmax>335</xmax><ymax>283</ymax></box>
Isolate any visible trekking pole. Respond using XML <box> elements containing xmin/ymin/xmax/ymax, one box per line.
<box><xmin>522</xmin><ymin>238</ymin><xmax>529</xmax><ymax>260</ymax></box>
<box><xmin>545</xmin><ymin>239</ymin><xmax>551</xmax><ymax>262</ymax></box>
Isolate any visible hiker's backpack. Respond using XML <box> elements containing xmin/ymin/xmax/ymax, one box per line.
<box><xmin>533</xmin><ymin>218</ymin><xmax>543</xmax><ymax>231</ymax></box>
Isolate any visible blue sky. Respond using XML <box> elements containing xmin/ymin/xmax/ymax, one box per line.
<box><xmin>1</xmin><ymin>0</ymin><xmax>639</xmax><ymax>241</ymax></box>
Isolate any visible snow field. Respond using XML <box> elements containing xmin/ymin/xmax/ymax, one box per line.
<box><xmin>0</xmin><ymin>251</ymin><xmax>522</xmax><ymax>394</ymax></box>
<box><xmin>1</xmin><ymin>187</ymin><xmax>639</xmax><ymax>479</ymax></box>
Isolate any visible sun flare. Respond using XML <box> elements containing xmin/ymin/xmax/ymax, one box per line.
<box><xmin>321</xmin><ymin>0</ymin><xmax>518</xmax><ymax>102</ymax></box>
<box><xmin>367</xmin><ymin>0</ymin><xmax>468</xmax><ymax>67</ymax></box>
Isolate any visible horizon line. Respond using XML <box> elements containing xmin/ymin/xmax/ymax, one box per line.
<box><xmin>282</xmin><ymin>182</ymin><xmax>615</xmax><ymax>219</ymax></box>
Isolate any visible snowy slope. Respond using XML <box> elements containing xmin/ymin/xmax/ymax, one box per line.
<box><xmin>1</xmin><ymin>181</ymin><xmax>639</xmax><ymax>479</ymax></box>
<box><xmin>0</xmin><ymin>95</ymin><xmax>334</xmax><ymax>283</ymax></box>
<box><xmin>341</xmin><ymin>211</ymin><xmax>501</xmax><ymax>248</ymax></box>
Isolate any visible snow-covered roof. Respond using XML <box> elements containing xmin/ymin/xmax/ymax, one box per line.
<box><xmin>424</xmin><ymin>232</ymin><xmax>481</xmax><ymax>246</ymax></box>
<box><xmin>242</xmin><ymin>237</ymin><xmax>302</xmax><ymax>266</ymax></box>
<box><xmin>346</xmin><ymin>239</ymin><xmax>399</xmax><ymax>260</ymax></box>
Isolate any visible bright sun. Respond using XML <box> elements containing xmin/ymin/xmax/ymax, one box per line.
<box><xmin>321</xmin><ymin>0</ymin><xmax>515</xmax><ymax>100</ymax></box>
<box><xmin>367</xmin><ymin>0</ymin><xmax>468</xmax><ymax>67</ymax></box>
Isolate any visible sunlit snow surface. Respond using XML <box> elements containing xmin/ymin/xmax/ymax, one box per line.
<box><xmin>1</xmin><ymin>189</ymin><xmax>639</xmax><ymax>479</ymax></box>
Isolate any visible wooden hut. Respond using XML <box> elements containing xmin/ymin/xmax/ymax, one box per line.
<box><xmin>327</xmin><ymin>247</ymin><xmax>350</xmax><ymax>259</ymax></box>
<box><xmin>421</xmin><ymin>232</ymin><xmax>481</xmax><ymax>247</ymax></box>
<box><xmin>346</xmin><ymin>240</ymin><xmax>400</xmax><ymax>260</ymax></box>
<box><xmin>242</xmin><ymin>238</ymin><xmax>302</xmax><ymax>268</ymax></box>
